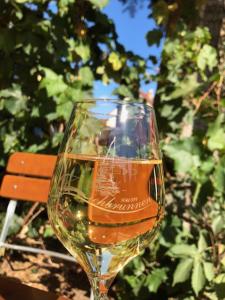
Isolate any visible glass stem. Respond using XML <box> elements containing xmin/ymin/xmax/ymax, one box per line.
<box><xmin>93</xmin><ymin>290</ymin><xmax>108</xmax><ymax>300</ymax></box>
<box><xmin>90</xmin><ymin>276</ymin><xmax>113</xmax><ymax>300</ymax></box>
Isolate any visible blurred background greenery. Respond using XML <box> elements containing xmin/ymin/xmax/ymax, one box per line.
<box><xmin>0</xmin><ymin>0</ymin><xmax>224</xmax><ymax>299</ymax></box>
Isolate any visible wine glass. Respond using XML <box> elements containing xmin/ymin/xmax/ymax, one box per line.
<box><xmin>47</xmin><ymin>99</ymin><xmax>165</xmax><ymax>300</ymax></box>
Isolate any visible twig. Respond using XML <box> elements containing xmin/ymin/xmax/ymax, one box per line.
<box><xmin>181</xmin><ymin>214</ymin><xmax>198</xmax><ymax>226</ymax></box>
<box><xmin>17</xmin><ymin>206</ymin><xmax>45</xmax><ymax>239</ymax></box>
<box><xmin>5</xmin><ymin>255</ymin><xmax>35</xmax><ymax>271</ymax></box>
<box><xmin>22</xmin><ymin>203</ymin><xmax>39</xmax><ymax>227</ymax></box>
<box><xmin>193</xmin><ymin>182</ymin><xmax>201</xmax><ymax>206</ymax></box>
<box><xmin>194</xmin><ymin>81</ymin><xmax>217</xmax><ymax>114</ymax></box>
<box><xmin>215</xmin><ymin>72</ymin><xmax>224</xmax><ymax>111</ymax></box>
<box><xmin>203</xmin><ymin>223</ymin><xmax>218</xmax><ymax>268</ymax></box>
<box><xmin>17</xmin><ymin>203</ymin><xmax>39</xmax><ymax>237</ymax></box>
<box><xmin>25</xmin><ymin>207</ymin><xmax>45</xmax><ymax>228</ymax></box>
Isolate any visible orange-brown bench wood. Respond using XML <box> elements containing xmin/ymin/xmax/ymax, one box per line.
<box><xmin>7</xmin><ymin>152</ymin><xmax>57</xmax><ymax>178</ymax></box>
<box><xmin>0</xmin><ymin>175</ymin><xmax>51</xmax><ymax>203</ymax></box>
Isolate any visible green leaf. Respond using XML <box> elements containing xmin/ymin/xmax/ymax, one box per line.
<box><xmin>52</xmin><ymin>132</ymin><xmax>63</xmax><ymax>147</ymax></box>
<box><xmin>192</xmin><ymin>260</ymin><xmax>206</xmax><ymax>295</ymax></box>
<box><xmin>39</xmin><ymin>68</ymin><xmax>68</xmax><ymax>97</ymax></box>
<box><xmin>57</xmin><ymin>86</ymin><xmax>82</xmax><ymax>104</ymax></box>
<box><xmin>198</xmin><ymin>233</ymin><xmax>207</xmax><ymax>252</ymax></box>
<box><xmin>146</xmin><ymin>29</ymin><xmax>163</xmax><ymax>46</ymax></box>
<box><xmin>74</xmin><ymin>42</ymin><xmax>91</xmax><ymax>62</ymax></box>
<box><xmin>0</xmin><ymin>85</ymin><xmax>27</xmax><ymax>115</ymax></box>
<box><xmin>27</xmin><ymin>141</ymin><xmax>49</xmax><ymax>153</ymax></box>
<box><xmin>168</xmin><ymin>244</ymin><xmax>197</xmax><ymax>258</ymax></box>
<box><xmin>207</xmin><ymin>115</ymin><xmax>225</xmax><ymax>151</ymax></box>
<box><xmin>102</xmin><ymin>73</ymin><xmax>110</xmax><ymax>85</ymax></box>
<box><xmin>213</xmin><ymin>156</ymin><xmax>225</xmax><ymax>193</ymax></box>
<box><xmin>43</xmin><ymin>225</ymin><xmax>54</xmax><ymax>238</ymax></box>
<box><xmin>56</xmin><ymin>101</ymin><xmax>74</xmax><ymax>120</ymax></box>
<box><xmin>200</xmin><ymin>159</ymin><xmax>214</xmax><ymax>174</ymax></box>
<box><xmin>208</xmin><ymin>128</ymin><xmax>225</xmax><ymax>151</ymax></box>
<box><xmin>37</xmin><ymin>20</ymin><xmax>51</xmax><ymax>32</ymax></box>
<box><xmin>108</xmin><ymin>52</ymin><xmax>123</xmax><ymax>71</ymax></box>
<box><xmin>4</xmin><ymin>98</ymin><xmax>26</xmax><ymax>115</ymax></box>
<box><xmin>173</xmin><ymin>258</ymin><xmax>193</xmax><ymax>286</ymax></box>
<box><xmin>14</xmin><ymin>0</ymin><xmax>27</xmax><ymax>3</ymax></box>
<box><xmin>168</xmin><ymin>73</ymin><xmax>200</xmax><ymax>99</ymax></box>
<box><xmin>88</xmin><ymin>0</ymin><xmax>109</xmax><ymax>9</ymax></box>
<box><xmin>124</xmin><ymin>275</ymin><xmax>145</xmax><ymax>296</ymax></box>
<box><xmin>212</xmin><ymin>215</ymin><xmax>224</xmax><ymax>235</ymax></box>
<box><xmin>161</xmin><ymin>104</ymin><xmax>173</xmax><ymax>117</ymax></box>
<box><xmin>96</xmin><ymin>66</ymin><xmax>105</xmax><ymax>74</ymax></box>
<box><xmin>145</xmin><ymin>268</ymin><xmax>168</xmax><ymax>293</ymax></box>
<box><xmin>164</xmin><ymin>138</ymin><xmax>201</xmax><ymax>174</ymax></box>
<box><xmin>203</xmin><ymin>262</ymin><xmax>214</xmax><ymax>281</ymax></box>
<box><xmin>59</xmin><ymin>0</ymin><xmax>76</xmax><ymax>6</ymax></box>
<box><xmin>197</xmin><ymin>45</ymin><xmax>217</xmax><ymax>71</ymax></box>
<box><xmin>78</xmin><ymin>67</ymin><xmax>94</xmax><ymax>86</ymax></box>
<box><xmin>58</xmin><ymin>0</ymin><xmax>76</xmax><ymax>16</ymax></box>
<box><xmin>3</xmin><ymin>134</ymin><xmax>19</xmax><ymax>153</ymax></box>
<box><xmin>149</xmin><ymin>55</ymin><xmax>158</xmax><ymax>65</ymax></box>
<box><xmin>113</xmin><ymin>85</ymin><xmax>133</xmax><ymax>98</ymax></box>
<box><xmin>133</xmin><ymin>257</ymin><xmax>145</xmax><ymax>276</ymax></box>
<box><xmin>15</xmin><ymin>10</ymin><xmax>23</xmax><ymax>19</ymax></box>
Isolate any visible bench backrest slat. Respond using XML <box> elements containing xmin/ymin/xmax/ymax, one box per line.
<box><xmin>7</xmin><ymin>152</ymin><xmax>57</xmax><ymax>178</ymax></box>
<box><xmin>0</xmin><ymin>175</ymin><xmax>51</xmax><ymax>203</ymax></box>
<box><xmin>0</xmin><ymin>152</ymin><xmax>57</xmax><ymax>203</ymax></box>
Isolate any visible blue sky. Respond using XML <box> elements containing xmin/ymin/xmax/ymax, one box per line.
<box><xmin>94</xmin><ymin>0</ymin><xmax>163</xmax><ymax>98</ymax></box>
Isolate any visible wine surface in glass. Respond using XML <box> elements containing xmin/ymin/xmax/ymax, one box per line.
<box><xmin>48</xmin><ymin>154</ymin><xmax>164</xmax><ymax>281</ymax></box>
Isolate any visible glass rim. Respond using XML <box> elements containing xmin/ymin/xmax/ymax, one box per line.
<box><xmin>73</xmin><ymin>98</ymin><xmax>154</xmax><ymax>109</ymax></box>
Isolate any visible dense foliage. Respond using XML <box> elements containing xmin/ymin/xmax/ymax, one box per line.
<box><xmin>115</xmin><ymin>2</ymin><xmax>225</xmax><ymax>300</ymax></box>
<box><xmin>0</xmin><ymin>0</ymin><xmax>224</xmax><ymax>299</ymax></box>
<box><xmin>0</xmin><ymin>0</ymin><xmax>148</xmax><ymax>167</ymax></box>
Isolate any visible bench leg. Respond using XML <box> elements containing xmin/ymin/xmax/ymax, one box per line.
<box><xmin>90</xmin><ymin>289</ymin><xmax>94</xmax><ymax>300</ymax></box>
<box><xmin>0</xmin><ymin>200</ymin><xmax>18</xmax><ymax>255</ymax></box>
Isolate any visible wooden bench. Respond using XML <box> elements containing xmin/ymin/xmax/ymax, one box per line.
<box><xmin>0</xmin><ymin>152</ymin><xmax>75</xmax><ymax>262</ymax></box>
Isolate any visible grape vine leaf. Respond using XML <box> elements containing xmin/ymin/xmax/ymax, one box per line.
<box><xmin>197</xmin><ymin>45</ymin><xmax>217</xmax><ymax>71</ymax></box>
<box><xmin>39</xmin><ymin>68</ymin><xmax>67</xmax><ymax>97</ymax></box>
<box><xmin>203</xmin><ymin>262</ymin><xmax>214</xmax><ymax>282</ymax></box>
<box><xmin>145</xmin><ymin>268</ymin><xmax>168</xmax><ymax>293</ymax></box>
<box><xmin>167</xmin><ymin>73</ymin><xmax>200</xmax><ymax>100</ymax></box>
<box><xmin>173</xmin><ymin>258</ymin><xmax>193</xmax><ymax>286</ymax></box>
<box><xmin>192</xmin><ymin>260</ymin><xmax>206</xmax><ymax>295</ymax></box>
<box><xmin>108</xmin><ymin>52</ymin><xmax>123</xmax><ymax>71</ymax></box>
<box><xmin>88</xmin><ymin>0</ymin><xmax>109</xmax><ymax>9</ymax></box>
<box><xmin>168</xmin><ymin>244</ymin><xmax>197</xmax><ymax>258</ymax></box>
<box><xmin>207</xmin><ymin>115</ymin><xmax>225</xmax><ymax>151</ymax></box>
<box><xmin>198</xmin><ymin>233</ymin><xmax>207</xmax><ymax>252</ymax></box>
<box><xmin>146</xmin><ymin>29</ymin><xmax>163</xmax><ymax>46</ymax></box>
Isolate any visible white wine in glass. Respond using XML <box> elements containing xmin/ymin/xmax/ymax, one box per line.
<box><xmin>48</xmin><ymin>99</ymin><xmax>165</xmax><ymax>300</ymax></box>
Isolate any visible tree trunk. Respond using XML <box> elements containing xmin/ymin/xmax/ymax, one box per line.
<box><xmin>200</xmin><ymin>0</ymin><xmax>225</xmax><ymax>80</ymax></box>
